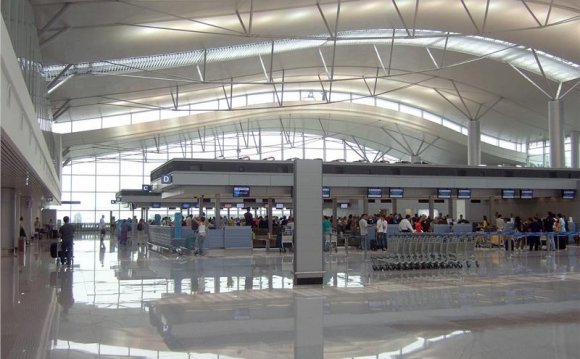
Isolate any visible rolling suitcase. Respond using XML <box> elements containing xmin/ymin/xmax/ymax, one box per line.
<box><xmin>50</xmin><ymin>242</ymin><xmax>59</xmax><ymax>258</ymax></box>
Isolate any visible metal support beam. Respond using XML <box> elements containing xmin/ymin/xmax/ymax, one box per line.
<box><xmin>269</xmin><ymin>41</ymin><xmax>275</xmax><ymax>83</ymax></box>
<box><xmin>521</xmin><ymin>0</ymin><xmax>543</xmax><ymax>27</ymax></box>
<box><xmin>417</xmin><ymin>137</ymin><xmax>439</xmax><ymax>156</ymax></box>
<box><xmin>412</xmin><ymin>0</ymin><xmax>420</xmax><ymax>37</ymax></box>
<box><xmin>316</xmin><ymin>2</ymin><xmax>334</xmax><ymax>36</ymax></box>
<box><xmin>38</xmin><ymin>3</ymin><xmax>71</xmax><ymax>36</ymax></box>
<box><xmin>47</xmin><ymin>64</ymin><xmax>72</xmax><ymax>92</ymax></box>
<box><xmin>475</xmin><ymin>97</ymin><xmax>502</xmax><ymax>120</ymax></box>
<box><xmin>434</xmin><ymin>89</ymin><xmax>471</xmax><ymax>119</ymax></box>
<box><xmin>249</xmin><ymin>0</ymin><xmax>254</xmax><ymax>34</ymax></box>
<box><xmin>391</xmin><ymin>0</ymin><xmax>411</xmax><ymax>37</ymax></box>
<box><xmin>198</xmin><ymin>127</ymin><xmax>206</xmax><ymax>152</ymax></box>
<box><xmin>40</xmin><ymin>27</ymin><xmax>69</xmax><ymax>49</ymax></box>
<box><xmin>381</xmin><ymin>128</ymin><xmax>412</xmax><ymax>155</ymax></box>
<box><xmin>52</xmin><ymin>99</ymin><xmax>71</xmax><ymax>120</ymax></box>
<box><xmin>387</xmin><ymin>29</ymin><xmax>395</xmax><ymax>76</ymax></box>
<box><xmin>425</xmin><ymin>48</ymin><xmax>439</xmax><ymax>69</ymax></box>
<box><xmin>451</xmin><ymin>80</ymin><xmax>473</xmax><ymax>119</ymax></box>
<box><xmin>235</xmin><ymin>10</ymin><xmax>248</xmax><ymax>34</ymax></box>
<box><xmin>509</xmin><ymin>64</ymin><xmax>552</xmax><ymax>99</ymax></box>
<box><xmin>559</xmin><ymin>79</ymin><xmax>580</xmax><ymax>99</ymax></box>
<box><xmin>460</xmin><ymin>0</ymin><xmax>480</xmax><ymax>33</ymax></box>
<box><xmin>373</xmin><ymin>45</ymin><xmax>388</xmax><ymax>76</ymax></box>
<box><xmin>170</xmin><ymin>85</ymin><xmax>179</xmax><ymax>110</ymax></box>
<box><xmin>545</xmin><ymin>0</ymin><xmax>554</xmax><ymax>26</ymax></box>
<box><xmin>482</xmin><ymin>0</ymin><xmax>491</xmax><ymax>33</ymax></box>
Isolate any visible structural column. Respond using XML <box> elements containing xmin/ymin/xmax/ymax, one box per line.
<box><xmin>571</xmin><ymin>130</ymin><xmax>579</xmax><ymax>169</ymax></box>
<box><xmin>331</xmin><ymin>198</ymin><xmax>337</xmax><ymax>230</ymax></box>
<box><xmin>548</xmin><ymin>100</ymin><xmax>565</xmax><ymax>168</ymax></box>
<box><xmin>468</xmin><ymin>119</ymin><xmax>481</xmax><ymax>166</ymax></box>
<box><xmin>215</xmin><ymin>194</ymin><xmax>221</xmax><ymax>228</ymax></box>
<box><xmin>293</xmin><ymin>159</ymin><xmax>323</xmax><ymax>285</ymax></box>
<box><xmin>1</xmin><ymin>188</ymin><xmax>17</xmax><ymax>251</ymax></box>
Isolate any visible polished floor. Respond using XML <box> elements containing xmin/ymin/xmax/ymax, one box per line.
<box><xmin>2</xmin><ymin>234</ymin><xmax>580</xmax><ymax>359</ymax></box>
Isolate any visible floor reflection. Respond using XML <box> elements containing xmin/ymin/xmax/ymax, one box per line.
<box><xmin>4</xmin><ymin>235</ymin><xmax>580</xmax><ymax>358</ymax></box>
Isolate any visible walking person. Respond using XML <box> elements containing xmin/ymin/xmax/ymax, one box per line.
<box><xmin>58</xmin><ymin>216</ymin><xmax>75</xmax><ymax>267</ymax></box>
<box><xmin>99</xmin><ymin>215</ymin><xmax>106</xmax><ymax>248</ymax></box>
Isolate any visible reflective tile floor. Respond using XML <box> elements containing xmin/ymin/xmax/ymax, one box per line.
<box><xmin>2</xmin><ymin>235</ymin><xmax>580</xmax><ymax>359</ymax></box>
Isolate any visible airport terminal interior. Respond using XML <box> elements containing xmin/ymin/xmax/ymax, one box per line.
<box><xmin>1</xmin><ymin>0</ymin><xmax>580</xmax><ymax>358</ymax></box>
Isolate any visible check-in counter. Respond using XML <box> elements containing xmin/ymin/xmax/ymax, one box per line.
<box><xmin>452</xmin><ymin>224</ymin><xmax>472</xmax><ymax>233</ymax></box>
<box><xmin>148</xmin><ymin>225</ymin><xmax>185</xmax><ymax>249</ymax></box>
<box><xmin>224</xmin><ymin>226</ymin><xmax>252</xmax><ymax>249</ymax></box>
<box><xmin>206</xmin><ymin>229</ymin><xmax>224</xmax><ymax>248</ymax></box>
<box><xmin>432</xmin><ymin>224</ymin><xmax>452</xmax><ymax>233</ymax></box>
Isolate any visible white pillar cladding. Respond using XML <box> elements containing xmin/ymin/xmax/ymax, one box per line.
<box><xmin>1</xmin><ymin>188</ymin><xmax>17</xmax><ymax>251</ymax></box>
<box><xmin>548</xmin><ymin>100</ymin><xmax>565</xmax><ymax>168</ymax></box>
<box><xmin>293</xmin><ymin>159</ymin><xmax>323</xmax><ymax>285</ymax></box>
<box><xmin>468</xmin><ymin>119</ymin><xmax>481</xmax><ymax>166</ymax></box>
<box><xmin>571</xmin><ymin>131</ymin><xmax>579</xmax><ymax>169</ymax></box>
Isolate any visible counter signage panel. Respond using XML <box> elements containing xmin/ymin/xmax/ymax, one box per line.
<box><xmin>501</xmin><ymin>189</ymin><xmax>517</xmax><ymax>199</ymax></box>
<box><xmin>322</xmin><ymin>187</ymin><xmax>331</xmax><ymax>198</ymax></box>
<box><xmin>520</xmin><ymin>189</ymin><xmax>533</xmax><ymax>199</ymax></box>
<box><xmin>340</xmin><ymin>203</ymin><xmax>349</xmax><ymax>209</ymax></box>
<box><xmin>181</xmin><ymin>203</ymin><xmax>191</xmax><ymax>209</ymax></box>
<box><xmin>437</xmin><ymin>188</ymin><xmax>452</xmax><ymax>199</ymax></box>
<box><xmin>236</xmin><ymin>203</ymin><xmax>245</xmax><ymax>208</ymax></box>
<box><xmin>457</xmin><ymin>189</ymin><xmax>471</xmax><ymax>199</ymax></box>
<box><xmin>151</xmin><ymin>202</ymin><xmax>161</xmax><ymax>208</ymax></box>
<box><xmin>389</xmin><ymin>188</ymin><xmax>404</xmax><ymax>198</ymax></box>
<box><xmin>367</xmin><ymin>187</ymin><xmax>382</xmax><ymax>198</ymax></box>
<box><xmin>233</xmin><ymin>186</ymin><xmax>251</xmax><ymax>197</ymax></box>
<box><xmin>223</xmin><ymin>203</ymin><xmax>232</xmax><ymax>208</ymax></box>
<box><xmin>562</xmin><ymin>190</ymin><xmax>576</xmax><ymax>199</ymax></box>
<box><xmin>276</xmin><ymin>203</ymin><xmax>284</xmax><ymax>209</ymax></box>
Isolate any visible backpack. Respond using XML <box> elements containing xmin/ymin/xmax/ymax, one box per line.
<box><xmin>137</xmin><ymin>223</ymin><xmax>143</xmax><ymax>231</ymax></box>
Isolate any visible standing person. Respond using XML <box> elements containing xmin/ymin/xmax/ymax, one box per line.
<box><xmin>376</xmin><ymin>214</ymin><xmax>387</xmax><ymax>251</ymax></box>
<box><xmin>359</xmin><ymin>214</ymin><xmax>369</xmax><ymax>252</ymax></box>
<box><xmin>19</xmin><ymin>216</ymin><xmax>28</xmax><ymax>246</ymax></box>
<box><xmin>59</xmin><ymin>216</ymin><xmax>75</xmax><ymax>267</ymax></box>
<box><xmin>99</xmin><ymin>215</ymin><xmax>106</xmax><ymax>247</ymax></box>
<box><xmin>34</xmin><ymin>217</ymin><xmax>41</xmax><ymax>240</ymax></box>
<box><xmin>120</xmin><ymin>220</ymin><xmax>129</xmax><ymax>245</ymax></box>
<box><xmin>194</xmin><ymin>217</ymin><xmax>207</xmax><ymax>255</ymax></box>
<box><xmin>398</xmin><ymin>215</ymin><xmax>414</xmax><ymax>233</ymax></box>
<box><xmin>414</xmin><ymin>216</ymin><xmax>424</xmax><ymax>233</ymax></box>
<box><xmin>137</xmin><ymin>218</ymin><xmax>145</xmax><ymax>245</ymax></box>
<box><xmin>322</xmin><ymin>216</ymin><xmax>332</xmax><ymax>250</ymax></box>
<box><xmin>244</xmin><ymin>208</ymin><xmax>253</xmax><ymax>227</ymax></box>
<box><xmin>527</xmin><ymin>217</ymin><xmax>542</xmax><ymax>251</ymax></box>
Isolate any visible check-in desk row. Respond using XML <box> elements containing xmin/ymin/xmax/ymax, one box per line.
<box><xmin>148</xmin><ymin>225</ymin><xmax>253</xmax><ymax>250</ymax></box>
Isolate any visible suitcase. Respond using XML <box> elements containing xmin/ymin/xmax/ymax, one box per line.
<box><xmin>50</xmin><ymin>242</ymin><xmax>59</xmax><ymax>258</ymax></box>
<box><xmin>556</xmin><ymin>235</ymin><xmax>567</xmax><ymax>250</ymax></box>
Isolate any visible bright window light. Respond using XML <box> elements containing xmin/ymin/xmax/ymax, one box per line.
<box><xmin>399</xmin><ymin>104</ymin><xmax>422</xmax><ymax>117</ymax></box>
<box><xmin>442</xmin><ymin>119</ymin><xmax>462</xmax><ymax>133</ymax></box>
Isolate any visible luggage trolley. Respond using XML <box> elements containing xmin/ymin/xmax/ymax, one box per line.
<box><xmin>280</xmin><ymin>227</ymin><xmax>294</xmax><ymax>253</ymax></box>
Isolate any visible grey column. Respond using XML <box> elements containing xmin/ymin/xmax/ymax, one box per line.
<box><xmin>215</xmin><ymin>194</ymin><xmax>221</xmax><ymax>228</ymax></box>
<box><xmin>392</xmin><ymin>199</ymin><xmax>398</xmax><ymax>215</ymax></box>
<box><xmin>331</xmin><ymin>197</ymin><xmax>337</xmax><ymax>230</ymax></box>
<box><xmin>428</xmin><ymin>196</ymin><xmax>434</xmax><ymax>219</ymax></box>
<box><xmin>267</xmin><ymin>198</ymin><xmax>273</xmax><ymax>236</ymax></box>
<box><xmin>571</xmin><ymin>131</ymin><xmax>580</xmax><ymax>169</ymax></box>
<box><xmin>293</xmin><ymin>160</ymin><xmax>323</xmax><ymax>285</ymax></box>
<box><xmin>548</xmin><ymin>100</ymin><xmax>565</xmax><ymax>168</ymax></box>
<box><xmin>1</xmin><ymin>188</ymin><xmax>17</xmax><ymax>251</ymax></box>
<box><xmin>363</xmin><ymin>198</ymin><xmax>368</xmax><ymax>215</ymax></box>
<box><xmin>468</xmin><ymin>119</ymin><xmax>481</xmax><ymax>166</ymax></box>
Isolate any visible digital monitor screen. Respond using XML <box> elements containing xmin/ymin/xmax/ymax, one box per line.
<box><xmin>151</xmin><ymin>202</ymin><xmax>161</xmax><ymax>208</ymax></box>
<box><xmin>367</xmin><ymin>187</ymin><xmax>383</xmax><ymax>198</ymax></box>
<box><xmin>562</xmin><ymin>190</ymin><xmax>576</xmax><ymax>199</ymax></box>
<box><xmin>181</xmin><ymin>203</ymin><xmax>190</xmax><ymax>209</ymax></box>
<box><xmin>501</xmin><ymin>189</ymin><xmax>517</xmax><ymax>199</ymax></box>
<box><xmin>389</xmin><ymin>188</ymin><xmax>404</xmax><ymax>198</ymax></box>
<box><xmin>520</xmin><ymin>189</ymin><xmax>533</xmax><ymax>199</ymax></box>
<box><xmin>340</xmin><ymin>203</ymin><xmax>349</xmax><ymax>209</ymax></box>
<box><xmin>457</xmin><ymin>189</ymin><xmax>472</xmax><ymax>199</ymax></box>
<box><xmin>437</xmin><ymin>188</ymin><xmax>452</xmax><ymax>199</ymax></box>
<box><xmin>276</xmin><ymin>203</ymin><xmax>284</xmax><ymax>209</ymax></box>
<box><xmin>233</xmin><ymin>186</ymin><xmax>250</xmax><ymax>197</ymax></box>
<box><xmin>236</xmin><ymin>203</ymin><xmax>245</xmax><ymax>208</ymax></box>
<box><xmin>322</xmin><ymin>187</ymin><xmax>330</xmax><ymax>198</ymax></box>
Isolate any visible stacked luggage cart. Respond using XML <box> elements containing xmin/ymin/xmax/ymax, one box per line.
<box><xmin>371</xmin><ymin>233</ymin><xmax>479</xmax><ymax>271</ymax></box>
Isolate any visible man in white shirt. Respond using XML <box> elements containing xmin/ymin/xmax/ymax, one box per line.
<box><xmin>359</xmin><ymin>214</ymin><xmax>369</xmax><ymax>252</ymax></box>
<box><xmin>496</xmin><ymin>214</ymin><xmax>505</xmax><ymax>232</ymax></box>
<box><xmin>398</xmin><ymin>215</ymin><xmax>414</xmax><ymax>233</ymax></box>
<box><xmin>375</xmin><ymin>215</ymin><xmax>387</xmax><ymax>251</ymax></box>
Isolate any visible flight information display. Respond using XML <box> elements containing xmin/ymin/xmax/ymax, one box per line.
<box><xmin>457</xmin><ymin>189</ymin><xmax>472</xmax><ymax>199</ymax></box>
<box><xmin>389</xmin><ymin>188</ymin><xmax>404</xmax><ymax>198</ymax></box>
<box><xmin>233</xmin><ymin>186</ymin><xmax>251</xmax><ymax>197</ymax></box>
<box><xmin>437</xmin><ymin>188</ymin><xmax>452</xmax><ymax>199</ymax></box>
